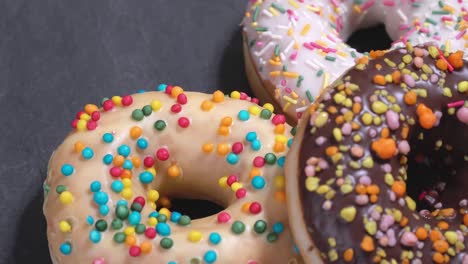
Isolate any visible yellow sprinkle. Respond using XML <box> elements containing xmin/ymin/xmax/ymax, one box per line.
<box><xmin>316</xmin><ymin>185</ymin><xmax>330</xmax><ymax>194</ymax></box>
<box><xmin>124</xmin><ymin>227</ymin><xmax>135</xmax><ymax>236</ymax></box>
<box><xmin>269</xmin><ymin>6</ymin><xmax>279</xmax><ymax>16</ymax></box>
<box><xmin>230</xmin><ymin>91</ymin><xmax>240</xmax><ymax>99</ymax></box>
<box><xmin>275</xmin><ymin>135</ymin><xmax>288</xmax><ymax>144</ymax></box>
<box><xmin>231</xmin><ymin>182</ymin><xmax>243</xmax><ymax>192</ymax></box>
<box><xmin>287</xmin><ymin>28</ymin><xmax>294</xmax><ymax>36</ymax></box>
<box><xmin>121</xmin><ymin>188</ymin><xmax>133</xmax><ymax>200</ymax></box>
<box><xmin>59</xmin><ymin>220</ymin><xmax>71</xmax><ymax>233</ymax></box>
<box><xmin>291</xmin><ymin>91</ymin><xmax>299</xmax><ymax>99</ymax></box>
<box><xmin>263</xmin><ymin>103</ymin><xmax>274</xmax><ymax>112</ymax></box>
<box><xmin>218</xmin><ymin>176</ymin><xmax>228</xmax><ymax>188</ymax></box>
<box><xmin>147</xmin><ymin>189</ymin><xmax>160</xmax><ymax>202</ymax></box>
<box><xmin>305</xmin><ymin>177</ymin><xmax>319</xmax><ymax>192</ymax></box>
<box><xmin>337</xmin><ymin>51</ymin><xmax>348</xmax><ymax>58</ymax></box>
<box><xmin>445</xmin><ymin>231</ymin><xmax>458</xmax><ymax>245</ymax></box>
<box><xmin>147</xmin><ymin>217</ymin><xmax>158</xmax><ymax>226</ymax></box>
<box><xmin>282</xmin><ymin>71</ymin><xmax>299</xmax><ymax>78</ymax></box>
<box><xmin>122</xmin><ymin>178</ymin><xmax>132</xmax><ymax>188</ymax></box>
<box><xmin>269</xmin><ymin>59</ymin><xmax>282</xmax><ymax>66</ymax></box>
<box><xmin>361</xmin><ymin>112</ymin><xmax>373</xmax><ymax>125</ymax></box>
<box><xmin>274</xmin><ymin>175</ymin><xmax>285</xmax><ymax>189</ymax></box>
<box><xmin>146</xmin><ymin>167</ymin><xmax>157</xmax><ymax>176</ymax></box>
<box><xmin>270</xmin><ymin>71</ymin><xmax>281</xmax><ymax>77</ymax></box>
<box><xmin>283</xmin><ymin>95</ymin><xmax>297</xmax><ymax>104</ymax></box>
<box><xmin>288</xmin><ymin>0</ymin><xmax>299</xmax><ymax>9</ymax></box>
<box><xmin>151</xmin><ymin>100</ymin><xmax>162</xmax><ymax>111</ymax></box>
<box><xmin>406</xmin><ymin>196</ymin><xmax>416</xmax><ymax>211</ymax></box>
<box><xmin>248</xmin><ymin>105</ymin><xmax>261</xmax><ymax>116</ymax></box>
<box><xmin>283</xmin><ymin>102</ymin><xmax>291</xmax><ymax>111</ymax></box>
<box><xmin>188</xmin><ymin>230</ymin><xmax>203</xmax><ymax>242</ymax></box>
<box><xmin>149</xmin><ymin>202</ymin><xmax>156</xmax><ymax>210</ymax></box>
<box><xmin>76</xmin><ymin>119</ymin><xmax>87</xmax><ymax>131</ymax></box>
<box><xmin>353</xmin><ymin>5</ymin><xmax>361</xmax><ymax>13</ymax></box>
<box><xmin>306</xmin><ymin>5</ymin><xmax>320</xmax><ymax>13</ymax></box>
<box><xmin>79</xmin><ymin>113</ymin><xmax>91</xmax><ymax>121</ymax></box>
<box><xmin>59</xmin><ymin>191</ymin><xmax>73</xmax><ymax>205</ymax></box>
<box><xmin>364</xmin><ymin>221</ymin><xmax>377</xmax><ymax>235</ymax></box>
<box><xmin>301</xmin><ymin>24</ymin><xmax>311</xmax><ymax>36</ymax></box>
<box><xmin>159</xmin><ymin>208</ymin><xmax>171</xmax><ymax>218</ymax></box>
<box><xmin>340</xmin><ymin>206</ymin><xmax>357</xmax><ymax>222</ymax></box>
<box><xmin>333</xmin><ymin>128</ymin><xmax>343</xmax><ymax>142</ymax></box>
<box><xmin>322</xmin><ymin>72</ymin><xmax>330</xmax><ymax>89</ymax></box>
<box><xmin>112</xmin><ymin>96</ymin><xmax>122</xmax><ymax>106</ymax></box>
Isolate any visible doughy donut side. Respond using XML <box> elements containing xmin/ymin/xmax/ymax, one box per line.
<box><xmin>43</xmin><ymin>89</ymin><xmax>302</xmax><ymax>264</ymax></box>
<box><xmin>287</xmin><ymin>45</ymin><xmax>468</xmax><ymax>263</ymax></box>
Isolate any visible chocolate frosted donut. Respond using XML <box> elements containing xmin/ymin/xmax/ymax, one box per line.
<box><xmin>286</xmin><ymin>45</ymin><xmax>468</xmax><ymax>263</ymax></box>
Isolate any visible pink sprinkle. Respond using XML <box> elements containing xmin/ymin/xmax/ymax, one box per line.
<box><xmin>92</xmin><ymin>257</ymin><xmax>106</xmax><ymax>264</ymax></box>
<box><xmin>330</xmin><ymin>0</ymin><xmax>339</xmax><ymax>7</ymax></box>
<box><xmin>239</xmin><ymin>92</ymin><xmax>248</xmax><ymax>100</ymax></box>
<box><xmin>145</xmin><ymin>227</ymin><xmax>156</xmax><ymax>239</ymax></box>
<box><xmin>272</xmin><ymin>114</ymin><xmax>286</xmax><ymax>125</ymax></box>
<box><xmin>398</xmin><ymin>140</ymin><xmax>410</xmax><ymax>155</ymax></box>
<box><xmin>110</xmin><ymin>167</ymin><xmax>123</xmax><ymax>177</ymax></box>
<box><xmin>419</xmin><ymin>27</ymin><xmax>429</xmax><ymax>34</ymax></box>
<box><xmin>102</xmin><ymin>100</ymin><xmax>114</xmax><ymax>111</ymax></box>
<box><xmin>217</xmin><ymin>212</ymin><xmax>231</xmax><ymax>223</ymax></box>
<box><xmin>232</xmin><ymin>142</ymin><xmax>244</xmax><ymax>154</ymax></box>
<box><xmin>178</xmin><ymin>117</ymin><xmax>190</xmax><ymax>128</ymax></box>
<box><xmin>71</xmin><ymin>119</ymin><xmax>78</xmax><ymax>129</ymax></box>
<box><xmin>170</xmin><ymin>103</ymin><xmax>182</xmax><ymax>113</ymax></box>
<box><xmin>441</xmin><ymin>16</ymin><xmax>454</xmax><ymax>22</ymax></box>
<box><xmin>165</xmin><ymin>85</ymin><xmax>173</xmax><ymax>95</ymax></box>
<box><xmin>289</xmin><ymin>51</ymin><xmax>298</xmax><ymax>60</ymax></box>
<box><xmin>156</xmin><ymin>148</ymin><xmax>170</xmax><ymax>161</ymax></box>
<box><xmin>383</xmin><ymin>0</ymin><xmax>395</xmax><ymax>6</ymax></box>
<box><xmin>448</xmin><ymin>100</ymin><xmax>465</xmax><ymax>108</ymax></box>
<box><xmin>256</xmin><ymin>41</ymin><xmax>263</xmax><ymax>47</ymax></box>
<box><xmin>379</xmin><ymin>214</ymin><xmax>395</xmax><ymax>231</ymax></box>
<box><xmin>361</xmin><ymin>0</ymin><xmax>375</xmax><ymax>12</ymax></box>
<box><xmin>304</xmin><ymin>165</ymin><xmax>315</xmax><ymax>177</ymax></box>
<box><xmin>129</xmin><ymin>246</ymin><xmax>141</xmax><ymax>257</ymax></box>
<box><xmin>386</xmin><ymin>110</ymin><xmax>400</xmax><ymax>130</ymax></box>
<box><xmin>456</xmin><ymin>107</ymin><xmax>468</xmax><ymax>124</ymax></box>
<box><xmin>303</xmin><ymin>42</ymin><xmax>314</xmax><ymax>50</ymax></box>
<box><xmin>253</xmin><ymin>156</ymin><xmax>265</xmax><ymax>167</ymax></box>
<box><xmin>76</xmin><ymin>110</ymin><xmax>85</xmax><ymax>119</ymax></box>
<box><xmin>86</xmin><ymin>121</ymin><xmax>97</xmax><ymax>130</ymax></box>
<box><xmin>399</xmin><ymin>24</ymin><xmax>409</xmax><ymax>31</ymax></box>
<box><xmin>400</xmin><ymin>232</ymin><xmax>418</xmax><ymax>247</ymax></box>
<box><xmin>122</xmin><ymin>95</ymin><xmax>133</xmax><ymax>106</ymax></box>
<box><xmin>235</xmin><ymin>188</ymin><xmax>247</xmax><ymax>199</ymax></box>
<box><xmin>251</xmin><ymin>98</ymin><xmax>259</xmax><ymax>104</ymax></box>
<box><xmin>177</xmin><ymin>93</ymin><xmax>187</xmax><ymax>104</ymax></box>
<box><xmin>456</xmin><ymin>29</ymin><xmax>467</xmax><ymax>40</ymax></box>
<box><xmin>280</xmin><ymin>79</ymin><xmax>287</xmax><ymax>86</ymax></box>
<box><xmin>285</xmin><ymin>87</ymin><xmax>292</xmax><ymax>94</ymax></box>
<box><xmin>433</xmin><ymin>35</ymin><xmax>442</xmax><ymax>41</ymax></box>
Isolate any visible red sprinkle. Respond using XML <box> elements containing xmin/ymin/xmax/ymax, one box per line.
<box><xmin>226</xmin><ymin>174</ymin><xmax>238</xmax><ymax>186</ymax></box>
<box><xmin>272</xmin><ymin>114</ymin><xmax>286</xmax><ymax>125</ymax></box>
<box><xmin>103</xmin><ymin>100</ymin><xmax>115</xmax><ymax>111</ymax></box>
<box><xmin>177</xmin><ymin>93</ymin><xmax>187</xmax><ymax>104</ymax></box>
<box><xmin>110</xmin><ymin>167</ymin><xmax>123</xmax><ymax>177</ymax></box>
<box><xmin>143</xmin><ymin>156</ymin><xmax>155</xmax><ymax>168</ymax></box>
<box><xmin>129</xmin><ymin>246</ymin><xmax>141</xmax><ymax>257</ymax></box>
<box><xmin>122</xmin><ymin>95</ymin><xmax>133</xmax><ymax>106</ymax></box>
<box><xmin>253</xmin><ymin>156</ymin><xmax>265</xmax><ymax>167</ymax></box>
<box><xmin>171</xmin><ymin>104</ymin><xmax>182</xmax><ymax>113</ymax></box>
<box><xmin>144</xmin><ymin>227</ymin><xmax>156</xmax><ymax>239</ymax></box>
<box><xmin>232</xmin><ymin>142</ymin><xmax>244</xmax><ymax>154</ymax></box>
<box><xmin>235</xmin><ymin>188</ymin><xmax>247</xmax><ymax>199</ymax></box>
<box><xmin>91</xmin><ymin>111</ymin><xmax>100</xmax><ymax>121</ymax></box>
<box><xmin>86</xmin><ymin>121</ymin><xmax>97</xmax><ymax>130</ymax></box>
<box><xmin>133</xmin><ymin>196</ymin><xmax>145</xmax><ymax>207</ymax></box>
<box><xmin>76</xmin><ymin>110</ymin><xmax>86</xmax><ymax>119</ymax></box>
<box><xmin>165</xmin><ymin>85</ymin><xmax>173</xmax><ymax>95</ymax></box>
<box><xmin>71</xmin><ymin>119</ymin><xmax>78</xmax><ymax>129</ymax></box>
<box><xmin>178</xmin><ymin>117</ymin><xmax>190</xmax><ymax>128</ymax></box>
<box><xmin>249</xmin><ymin>202</ymin><xmax>262</xmax><ymax>214</ymax></box>
<box><xmin>156</xmin><ymin>148</ymin><xmax>170</xmax><ymax>161</ymax></box>
<box><xmin>217</xmin><ymin>212</ymin><xmax>231</xmax><ymax>223</ymax></box>
<box><xmin>251</xmin><ymin>98</ymin><xmax>259</xmax><ymax>104</ymax></box>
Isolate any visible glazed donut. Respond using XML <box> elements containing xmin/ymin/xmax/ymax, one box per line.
<box><xmin>242</xmin><ymin>0</ymin><xmax>468</xmax><ymax>123</ymax></box>
<box><xmin>285</xmin><ymin>44</ymin><xmax>468</xmax><ymax>263</ymax></box>
<box><xmin>42</xmin><ymin>86</ymin><xmax>302</xmax><ymax>263</ymax></box>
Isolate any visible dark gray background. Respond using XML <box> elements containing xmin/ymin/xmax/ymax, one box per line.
<box><xmin>0</xmin><ymin>1</ymin><xmax>389</xmax><ymax>263</ymax></box>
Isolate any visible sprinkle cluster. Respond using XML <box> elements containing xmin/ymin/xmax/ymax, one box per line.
<box><xmin>298</xmin><ymin>44</ymin><xmax>467</xmax><ymax>263</ymax></box>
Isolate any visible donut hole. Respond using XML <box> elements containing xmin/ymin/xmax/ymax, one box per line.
<box><xmin>165</xmin><ymin>198</ymin><xmax>224</xmax><ymax>220</ymax></box>
<box><xmin>345</xmin><ymin>24</ymin><xmax>392</xmax><ymax>53</ymax></box>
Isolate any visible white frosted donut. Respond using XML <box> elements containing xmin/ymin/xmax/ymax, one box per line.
<box><xmin>242</xmin><ymin>0</ymin><xmax>468</xmax><ymax>123</ymax></box>
<box><xmin>42</xmin><ymin>86</ymin><xmax>302</xmax><ymax>264</ymax></box>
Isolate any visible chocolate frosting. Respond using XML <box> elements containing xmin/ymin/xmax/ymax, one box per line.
<box><xmin>297</xmin><ymin>45</ymin><xmax>467</xmax><ymax>263</ymax></box>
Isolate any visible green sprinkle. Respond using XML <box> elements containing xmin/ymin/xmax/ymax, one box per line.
<box><xmin>425</xmin><ymin>18</ymin><xmax>437</xmax><ymax>25</ymax></box>
<box><xmin>267</xmin><ymin>232</ymin><xmax>278</xmax><ymax>242</ymax></box>
<box><xmin>231</xmin><ymin>221</ymin><xmax>245</xmax><ymax>234</ymax></box>
<box><xmin>135</xmin><ymin>223</ymin><xmax>146</xmax><ymax>234</ymax></box>
<box><xmin>274</xmin><ymin>44</ymin><xmax>280</xmax><ymax>57</ymax></box>
<box><xmin>255</xmin><ymin>27</ymin><xmax>268</xmax><ymax>32</ymax></box>
<box><xmin>113</xmin><ymin>232</ymin><xmax>126</xmax><ymax>243</ymax></box>
<box><xmin>115</xmin><ymin>205</ymin><xmax>129</xmax><ymax>220</ymax></box>
<box><xmin>154</xmin><ymin>120</ymin><xmax>166</xmax><ymax>131</ymax></box>
<box><xmin>351</xmin><ymin>51</ymin><xmax>356</xmax><ymax>58</ymax></box>
<box><xmin>95</xmin><ymin>220</ymin><xmax>108</xmax><ymax>232</ymax></box>
<box><xmin>296</xmin><ymin>75</ymin><xmax>304</xmax><ymax>87</ymax></box>
<box><xmin>264</xmin><ymin>153</ymin><xmax>277</xmax><ymax>165</ymax></box>
<box><xmin>271</xmin><ymin>3</ymin><xmax>286</xmax><ymax>13</ymax></box>
<box><xmin>160</xmin><ymin>238</ymin><xmax>174</xmax><ymax>249</ymax></box>
<box><xmin>260</xmin><ymin>109</ymin><xmax>272</xmax><ymax>119</ymax></box>
<box><xmin>111</xmin><ymin>219</ymin><xmax>123</xmax><ymax>230</ymax></box>
<box><xmin>56</xmin><ymin>185</ymin><xmax>67</xmax><ymax>194</ymax></box>
<box><xmin>325</xmin><ymin>55</ymin><xmax>336</xmax><ymax>62</ymax></box>
<box><xmin>316</xmin><ymin>69</ymin><xmax>324</xmax><ymax>77</ymax></box>
<box><xmin>253</xmin><ymin>6</ymin><xmax>260</xmax><ymax>22</ymax></box>
<box><xmin>254</xmin><ymin>220</ymin><xmax>267</xmax><ymax>234</ymax></box>
<box><xmin>157</xmin><ymin>214</ymin><xmax>167</xmax><ymax>223</ymax></box>
<box><xmin>178</xmin><ymin>215</ymin><xmax>191</xmax><ymax>226</ymax></box>
<box><xmin>142</xmin><ymin>105</ymin><xmax>152</xmax><ymax>116</ymax></box>
<box><xmin>306</xmin><ymin>90</ymin><xmax>314</xmax><ymax>102</ymax></box>
<box><xmin>131</xmin><ymin>109</ymin><xmax>144</xmax><ymax>121</ymax></box>
<box><xmin>432</xmin><ymin>10</ymin><xmax>450</xmax><ymax>15</ymax></box>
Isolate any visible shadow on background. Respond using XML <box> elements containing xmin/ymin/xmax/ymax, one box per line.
<box><xmin>217</xmin><ymin>28</ymin><xmax>251</xmax><ymax>94</ymax></box>
<box><xmin>12</xmin><ymin>189</ymin><xmax>51</xmax><ymax>264</ymax></box>
<box><xmin>346</xmin><ymin>24</ymin><xmax>392</xmax><ymax>52</ymax></box>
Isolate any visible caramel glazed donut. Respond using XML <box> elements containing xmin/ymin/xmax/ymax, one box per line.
<box><xmin>42</xmin><ymin>86</ymin><xmax>303</xmax><ymax>263</ymax></box>
<box><xmin>242</xmin><ymin>0</ymin><xmax>468</xmax><ymax>123</ymax></box>
<box><xmin>286</xmin><ymin>44</ymin><xmax>468</xmax><ymax>263</ymax></box>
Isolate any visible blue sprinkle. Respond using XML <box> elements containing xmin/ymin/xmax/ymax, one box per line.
<box><xmin>273</xmin><ymin>222</ymin><xmax>285</xmax><ymax>234</ymax></box>
<box><xmin>237</xmin><ymin>110</ymin><xmax>250</xmax><ymax>121</ymax></box>
<box><xmin>245</xmin><ymin>131</ymin><xmax>257</xmax><ymax>142</ymax></box>
<box><xmin>156</xmin><ymin>223</ymin><xmax>171</xmax><ymax>236</ymax></box>
<box><xmin>170</xmin><ymin>211</ymin><xmax>182</xmax><ymax>223</ymax></box>
<box><xmin>102</xmin><ymin>154</ymin><xmax>113</xmax><ymax>165</ymax></box>
<box><xmin>149</xmin><ymin>211</ymin><xmax>159</xmax><ymax>218</ymax></box>
<box><xmin>61</xmin><ymin>164</ymin><xmax>74</xmax><ymax>176</ymax></box>
<box><xmin>137</xmin><ymin>89</ymin><xmax>146</xmax><ymax>93</ymax></box>
<box><xmin>168</xmin><ymin>262</ymin><xmax>177</xmax><ymax>264</ymax></box>
<box><xmin>277</xmin><ymin>156</ymin><xmax>285</xmax><ymax>168</ymax></box>
<box><xmin>204</xmin><ymin>250</ymin><xmax>217</xmax><ymax>263</ymax></box>
<box><xmin>137</xmin><ymin>138</ymin><xmax>148</xmax><ymax>149</ymax></box>
<box><xmin>59</xmin><ymin>242</ymin><xmax>72</xmax><ymax>255</ymax></box>
<box><xmin>90</xmin><ymin>181</ymin><xmax>101</xmax><ymax>192</ymax></box>
<box><xmin>89</xmin><ymin>229</ymin><xmax>101</xmax><ymax>243</ymax></box>
<box><xmin>157</xmin><ymin>84</ymin><xmax>167</xmax><ymax>91</ymax></box>
<box><xmin>86</xmin><ymin>215</ymin><xmax>94</xmax><ymax>225</ymax></box>
<box><xmin>139</xmin><ymin>171</ymin><xmax>154</xmax><ymax>184</ymax></box>
<box><xmin>128</xmin><ymin>211</ymin><xmax>141</xmax><ymax>225</ymax></box>
<box><xmin>82</xmin><ymin>147</ymin><xmax>94</xmax><ymax>160</ymax></box>
<box><xmin>102</xmin><ymin>133</ymin><xmax>114</xmax><ymax>143</ymax></box>
<box><xmin>226</xmin><ymin>153</ymin><xmax>239</xmax><ymax>165</ymax></box>
<box><xmin>99</xmin><ymin>205</ymin><xmax>109</xmax><ymax>216</ymax></box>
<box><xmin>117</xmin><ymin>144</ymin><xmax>131</xmax><ymax>157</ymax></box>
<box><xmin>287</xmin><ymin>138</ymin><xmax>293</xmax><ymax>148</ymax></box>
<box><xmin>251</xmin><ymin>176</ymin><xmax>265</xmax><ymax>189</ymax></box>
<box><xmin>93</xmin><ymin>191</ymin><xmax>108</xmax><ymax>205</ymax></box>
<box><xmin>209</xmin><ymin>232</ymin><xmax>221</xmax><ymax>245</ymax></box>
<box><xmin>251</xmin><ymin>139</ymin><xmax>261</xmax><ymax>151</ymax></box>
<box><xmin>122</xmin><ymin>160</ymin><xmax>133</xmax><ymax>170</ymax></box>
<box><xmin>117</xmin><ymin>200</ymin><xmax>128</xmax><ymax>207</ymax></box>
<box><xmin>111</xmin><ymin>180</ymin><xmax>124</xmax><ymax>193</ymax></box>
<box><xmin>294</xmin><ymin>244</ymin><xmax>300</xmax><ymax>254</ymax></box>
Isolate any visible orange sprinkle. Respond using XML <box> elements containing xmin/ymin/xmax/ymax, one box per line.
<box><xmin>343</xmin><ymin>248</ymin><xmax>354</xmax><ymax>262</ymax></box>
<box><xmin>366</xmin><ymin>185</ymin><xmax>380</xmax><ymax>195</ymax></box>
<box><xmin>419</xmin><ymin>112</ymin><xmax>436</xmax><ymax>129</ymax></box>
<box><xmin>355</xmin><ymin>56</ymin><xmax>369</xmax><ymax>65</ymax></box>
<box><xmin>121</xmin><ymin>169</ymin><xmax>132</xmax><ymax>179</ymax></box>
<box><xmin>352</xmin><ymin>102</ymin><xmax>362</xmax><ymax>114</ymax></box>
<box><xmin>171</xmin><ymin>86</ymin><xmax>184</xmax><ymax>97</ymax></box>
<box><xmin>464</xmin><ymin>214</ymin><xmax>468</xmax><ymax>226</ymax></box>
<box><xmin>369</xmin><ymin>194</ymin><xmax>378</xmax><ymax>203</ymax></box>
<box><xmin>202</xmin><ymin>143</ymin><xmax>214</xmax><ymax>153</ymax></box>
<box><xmin>437</xmin><ymin>221</ymin><xmax>449</xmax><ymax>230</ymax></box>
<box><xmin>432</xmin><ymin>252</ymin><xmax>445</xmax><ymax>264</ymax></box>
<box><xmin>335</xmin><ymin>115</ymin><xmax>345</xmax><ymax>125</ymax></box>
<box><xmin>433</xmin><ymin>239</ymin><xmax>449</xmax><ymax>253</ymax></box>
<box><xmin>220</xmin><ymin>116</ymin><xmax>232</xmax><ymax>126</ymax></box>
<box><xmin>217</xmin><ymin>143</ymin><xmax>230</xmax><ymax>156</ymax></box>
<box><xmin>131</xmin><ymin>156</ymin><xmax>141</xmax><ymax>168</ymax></box>
<box><xmin>401</xmin><ymin>126</ymin><xmax>409</xmax><ymax>139</ymax></box>
<box><xmin>325</xmin><ymin>146</ymin><xmax>339</xmax><ymax>156</ymax></box>
<box><xmin>84</xmin><ymin>104</ymin><xmax>99</xmax><ymax>115</ymax></box>
<box><xmin>416</xmin><ymin>103</ymin><xmax>431</xmax><ymax>115</ymax></box>
<box><xmin>274</xmin><ymin>191</ymin><xmax>286</xmax><ymax>202</ymax></box>
<box><xmin>274</xmin><ymin>124</ymin><xmax>286</xmax><ymax>134</ymax></box>
<box><xmin>403</xmin><ymin>91</ymin><xmax>417</xmax><ymax>105</ymax></box>
<box><xmin>373</xmin><ymin>74</ymin><xmax>386</xmax><ymax>86</ymax></box>
<box><xmin>242</xmin><ymin>202</ymin><xmax>251</xmax><ymax>213</ymax></box>
<box><xmin>218</xmin><ymin>126</ymin><xmax>230</xmax><ymax>136</ymax></box>
<box><xmin>130</xmin><ymin>126</ymin><xmax>142</xmax><ymax>139</ymax></box>
<box><xmin>212</xmin><ymin>90</ymin><xmax>225</xmax><ymax>103</ymax></box>
<box><xmin>249</xmin><ymin>168</ymin><xmax>262</xmax><ymax>179</ymax></box>
<box><xmin>113</xmin><ymin>155</ymin><xmax>125</xmax><ymax>167</ymax></box>
<box><xmin>380</xmin><ymin>127</ymin><xmax>390</xmax><ymax>138</ymax></box>
<box><xmin>392</xmin><ymin>70</ymin><xmax>401</xmax><ymax>84</ymax></box>
<box><xmin>158</xmin><ymin>196</ymin><xmax>172</xmax><ymax>208</ymax></box>
<box><xmin>391</xmin><ymin>181</ymin><xmax>406</xmax><ymax>197</ymax></box>
<box><xmin>430</xmin><ymin>230</ymin><xmax>443</xmax><ymax>241</ymax></box>
<box><xmin>273</xmin><ymin>142</ymin><xmax>285</xmax><ymax>153</ymax></box>
<box><xmin>167</xmin><ymin>164</ymin><xmax>181</xmax><ymax>177</ymax></box>
<box><xmin>125</xmin><ymin>235</ymin><xmax>136</xmax><ymax>246</ymax></box>
<box><xmin>360</xmin><ymin>235</ymin><xmax>375</xmax><ymax>252</ymax></box>
<box><xmin>370</xmin><ymin>50</ymin><xmax>385</xmax><ymax>59</ymax></box>
<box><xmin>375</xmin><ymin>64</ymin><xmax>382</xmax><ymax>70</ymax></box>
<box><xmin>74</xmin><ymin>141</ymin><xmax>85</xmax><ymax>153</ymax></box>
<box><xmin>399</xmin><ymin>216</ymin><xmax>409</xmax><ymax>227</ymax></box>
<box><xmin>201</xmin><ymin>100</ymin><xmax>214</xmax><ymax>111</ymax></box>
<box><xmin>140</xmin><ymin>241</ymin><xmax>152</xmax><ymax>254</ymax></box>
<box><xmin>436</xmin><ymin>59</ymin><xmax>448</xmax><ymax>71</ymax></box>
<box><xmin>415</xmin><ymin>227</ymin><xmax>428</xmax><ymax>240</ymax></box>
<box><xmin>355</xmin><ymin>184</ymin><xmax>367</xmax><ymax>195</ymax></box>
<box><xmin>327</xmin><ymin>106</ymin><xmax>338</xmax><ymax>114</ymax></box>
<box><xmin>371</xmin><ymin>138</ymin><xmax>397</xmax><ymax>159</ymax></box>
<box><xmin>447</xmin><ymin>50</ymin><xmax>464</xmax><ymax>69</ymax></box>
